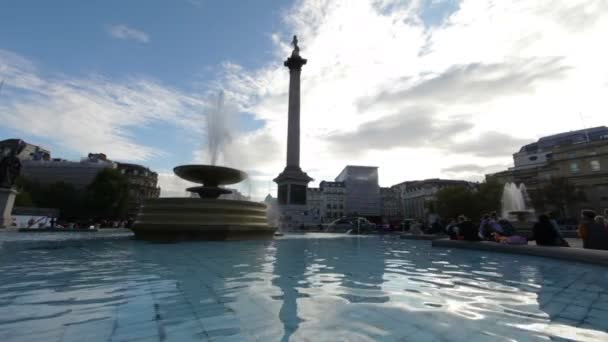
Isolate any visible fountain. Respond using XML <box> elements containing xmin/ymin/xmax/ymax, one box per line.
<box><xmin>501</xmin><ymin>182</ymin><xmax>535</xmax><ymax>232</ymax></box>
<box><xmin>131</xmin><ymin>92</ymin><xmax>275</xmax><ymax>241</ymax></box>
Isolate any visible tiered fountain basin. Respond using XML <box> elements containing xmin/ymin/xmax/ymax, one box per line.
<box><xmin>131</xmin><ymin>165</ymin><xmax>275</xmax><ymax>241</ymax></box>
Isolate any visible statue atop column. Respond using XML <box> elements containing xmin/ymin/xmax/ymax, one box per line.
<box><xmin>291</xmin><ymin>35</ymin><xmax>300</xmax><ymax>57</ymax></box>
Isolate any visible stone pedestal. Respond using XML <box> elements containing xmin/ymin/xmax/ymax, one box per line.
<box><xmin>0</xmin><ymin>188</ymin><xmax>17</xmax><ymax>228</ymax></box>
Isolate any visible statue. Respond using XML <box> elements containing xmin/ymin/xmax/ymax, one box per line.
<box><xmin>0</xmin><ymin>151</ymin><xmax>21</xmax><ymax>189</ymax></box>
<box><xmin>291</xmin><ymin>35</ymin><xmax>300</xmax><ymax>57</ymax></box>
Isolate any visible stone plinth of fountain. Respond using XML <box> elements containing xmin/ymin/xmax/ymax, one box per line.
<box><xmin>131</xmin><ymin>165</ymin><xmax>275</xmax><ymax>241</ymax></box>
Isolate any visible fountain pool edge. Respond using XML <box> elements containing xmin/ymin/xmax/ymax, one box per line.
<box><xmin>433</xmin><ymin>239</ymin><xmax>608</xmax><ymax>266</ymax></box>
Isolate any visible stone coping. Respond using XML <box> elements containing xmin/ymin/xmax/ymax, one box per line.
<box><xmin>432</xmin><ymin>239</ymin><xmax>608</xmax><ymax>267</ymax></box>
<box><xmin>400</xmin><ymin>234</ymin><xmax>444</xmax><ymax>241</ymax></box>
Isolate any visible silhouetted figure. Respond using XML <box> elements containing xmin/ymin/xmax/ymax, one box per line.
<box><xmin>530</xmin><ymin>214</ymin><xmax>561</xmax><ymax>246</ymax></box>
<box><xmin>0</xmin><ymin>151</ymin><xmax>21</xmax><ymax>188</ymax></box>
<box><xmin>578</xmin><ymin>210</ymin><xmax>608</xmax><ymax>250</ymax></box>
<box><xmin>458</xmin><ymin>216</ymin><xmax>479</xmax><ymax>241</ymax></box>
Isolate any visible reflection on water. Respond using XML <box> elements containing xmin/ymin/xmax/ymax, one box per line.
<box><xmin>1</xmin><ymin>231</ymin><xmax>608</xmax><ymax>341</ymax></box>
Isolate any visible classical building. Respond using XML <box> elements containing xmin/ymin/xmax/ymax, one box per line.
<box><xmin>392</xmin><ymin>179</ymin><xmax>474</xmax><ymax>220</ymax></box>
<box><xmin>490</xmin><ymin>136</ymin><xmax>608</xmax><ymax>217</ymax></box>
<box><xmin>512</xmin><ymin>126</ymin><xmax>608</xmax><ymax>170</ymax></box>
<box><xmin>380</xmin><ymin>187</ymin><xmax>403</xmax><ymax>224</ymax></box>
<box><xmin>335</xmin><ymin>166</ymin><xmax>381</xmax><ymax>218</ymax></box>
<box><xmin>306</xmin><ymin>187</ymin><xmax>323</xmax><ymax>222</ymax></box>
<box><xmin>0</xmin><ymin>138</ymin><xmax>50</xmax><ymax>161</ymax></box>
<box><xmin>319</xmin><ymin>181</ymin><xmax>346</xmax><ymax>221</ymax></box>
<box><xmin>21</xmin><ymin>155</ymin><xmax>116</xmax><ymax>189</ymax></box>
<box><xmin>116</xmin><ymin>162</ymin><xmax>161</xmax><ymax>216</ymax></box>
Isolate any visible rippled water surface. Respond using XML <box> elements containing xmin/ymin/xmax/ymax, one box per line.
<box><xmin>1</xmin><ymin>231</ymin><xmax>608</xmax><ymax>341</ymax></box>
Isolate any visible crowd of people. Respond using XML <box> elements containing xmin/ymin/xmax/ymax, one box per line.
<box><xmin>433</xmin><ymin>210</ymin><xmax>608</xmax><ymax>251</ymax></box>
<box><xmin>24</xmin><ymin>217</ymin><xmax>135</xmax><ymax>229</ymax></box>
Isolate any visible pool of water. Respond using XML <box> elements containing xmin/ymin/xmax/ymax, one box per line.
<box><xmin>1</xmin><ymin>231</ymin><xmax>607</xmax><ymax>341</ymax></box>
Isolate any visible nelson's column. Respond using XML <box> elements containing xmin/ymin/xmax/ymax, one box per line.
<box><xmin>274</xmin><ymin>35</ymin><xmax>313</xmax><ymax>226</ymax></box>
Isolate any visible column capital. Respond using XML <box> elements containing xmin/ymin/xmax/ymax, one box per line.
<box><xmin>284</xmin><ymin>55</ymin><xmax>307</xmax><ymax>70</ymax></box>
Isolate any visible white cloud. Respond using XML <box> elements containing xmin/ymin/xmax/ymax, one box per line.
<box><xmin>4</xmin><ymin>0</ymin><xmax>608</xmax><ymax>200</ymax></box>
<box><xmin>106</xmin><ymin>24</ymin><xmax>150</xmax><ymax>43</ymax></box>
<box><xmin>0</xmin><ymin>49</ymin><xmax>206</xmax><ymax>162</ymax></box>
<box><xmin>212</xmin><ymin>0</ymin><xmax>608</xmax><ymax>190</ymax></box>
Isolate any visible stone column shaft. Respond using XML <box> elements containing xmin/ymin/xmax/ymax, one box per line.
<box><xmin>286</xmin><ymin>68</ymin><xmax>301</xmax><ymax>168</ymax></box>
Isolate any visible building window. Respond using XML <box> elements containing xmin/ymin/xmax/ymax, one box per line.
<box><xmin>570</xmin><ymin>162</ymin><xmax>579</xmax><ymax>173</ymax></box>
<box><xmin>326</xmin><ymin>204</ymin><xmax>331</xmax><ymax>209</ymax></box>
<box><xmin>545</xmin><ymin>153</ymin><xmax>553</xmax><ymax>159</ymax></box>
<box><xmin>529</xmin><ymin>156</ymin><xmax>538</xmax><ymax>161</ymax></box>
<box><xmin>590</xmin><ymin>160</ymin><xmax>601</xmax><ymax>172</ymax></box>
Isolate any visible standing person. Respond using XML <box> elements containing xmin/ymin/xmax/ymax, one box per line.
<box><xmin>578</xmin><ymin>210</ymin><xmax>608</xmax><ymax>250</ymax></box>
<box><xmin>530</xmin><ymin>214</ymin><xmax>560</xmax><ymax>246</ymax></box>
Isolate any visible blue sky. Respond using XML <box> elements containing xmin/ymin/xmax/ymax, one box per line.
<box><xmin>0</xmin><ymin>0</ymin><xmax>285</xmax><ymax>167</ymax></box>
<box><xmin>1</xmin><ymin>0</ymin><xmax>606</xmax><ymax>198</ymax></box>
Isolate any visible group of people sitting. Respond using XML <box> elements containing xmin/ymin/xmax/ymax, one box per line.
<box><xmin>444</xmin><ymin>210</ymin><xmax>608</xmax><ymax>250</ymax></box>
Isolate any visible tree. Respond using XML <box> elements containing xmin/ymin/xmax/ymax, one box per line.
<box><xmin>14</xmin><ymin>190</ymin><xmax>34</xmax><ymax>207</ymax></box>
<box><xmin>434</xmin><ymin>186</ymin><xmax>477</xmax><ymax>220</ymax></box>
<box><xmin>14</xmin><ymin>177</ymin><xmax>84</xmax><ymax>219</ymax></box>
<box><xmin>537</xmin><ymin>177</ymin><xmax>586</xmax><ymax>218</ymax></box>
<box><xmin>474</xmin><ymin>178</ymin><xmax>503</xmax><ymax>216</ymax></box>
<box><xmin>434</xmin><ymin>179</ymin><xmax>504</xmax><ymax>222</ymax></box>
<box><xmin>84</xmin><ymin>168</ymin><xmax>131</xmax><ymax>219</ymax></box>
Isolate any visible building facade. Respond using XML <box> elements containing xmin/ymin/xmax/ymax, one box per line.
<box><xmin>305</xmin><ymin>187</ymin><xmax>323</xmax><ymax>222</ymax></box>
<box><xmin>21</xmin><ymin>156</ymin><xmax>116</xmax><ymax>189</ymax></box>
<box><xmin>116</xmin><ymin>162</ymin><xmax>161</xmax><ymax>216</ymax></box>
<box><xmin>319</xmin><ymin>181</ymin><xmax>346</xmax><ymax>221</ymax></box>
<box><xmin>512</xmin><ymin>126</ymin><xmax>608</xmax><ymax>170</ymax></box>
<box><xmin>392</xmin><ymin>179</ymin><xmax>474</xmax><ymax>221</ymax></box>
<box><xmin>335</xmin><ymin>166</ymin><xmax>380</xmax><ymax>218</ymax></box>
<box><xmin>380</xmin><ymin>187</ymin><xmax>402</xmax><ymax>224</ymax></box>
<box><xmin>490</xmin><ymin>137</ymin><xmax>608</xmax><ymax>217</ymax></box>
<box><xmin>0</xmin><ymin>139</ymin><xmax>50</xmax><ymax>161</ymax></box>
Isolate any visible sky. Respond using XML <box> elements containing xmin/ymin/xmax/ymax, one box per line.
<box><xmin>1</xmin><ymin>0</ymin><xmax>607</xmax><ymax>199</ymax></box>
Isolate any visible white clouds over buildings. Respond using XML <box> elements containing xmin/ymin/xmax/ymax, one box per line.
<box><xmin>106</xmin><ymin>24</ymin><xmax>150</xmax><ymax>43</ymax></box>
<box><xmin>215</xmin><ymin>0</ymin><xmax>608</xmax><ymax>190</ymax></box>
<box><xmin>2</xmin><ymin>0</ymin><xmax>608</xmax><ymax>198</ymax></box>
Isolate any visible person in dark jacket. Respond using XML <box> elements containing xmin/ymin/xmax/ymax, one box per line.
<box><xmin>578</xmin><ymin>210</ymin><xmax>608</xmax><ymax>250</ymax></box>
<box><xmin>530</xmin><ymin>214</ymin><xmax>561</xmax><ymax>246</ymax></box>
<box><xmin>457</xmin><ymin>215</ymin><xmax>479</xmax><ymax>241</ymax></box>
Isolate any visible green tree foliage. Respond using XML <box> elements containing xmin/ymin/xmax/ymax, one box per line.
<box><xmin>536</xmin><ymin>177</ymin><xmax>586</xmax><ymax>217</ymax></box>
<box><xmin>84</xmin><ymin>168</ymin><xmax>131</xmax><ymax>219</ymax></box>
<box><xmin>13</xmin><ymin>168</ymin><xmax>131</xmax><ymax>220</ymax></box>
<box><xmin>434</xmin><ymin>186</ymin><xmax>477</xmax><ymax>220</ymax></box>
<box><xmin>434</xmin><ymin>178</ymin><xmax>504</xmax><ymax>221</ymax></box>
<box><xmin>475</xmin><ymin>178</ymin><xmax>504</xmax><ymax>215</ymax></box>
<box><xmin>14</xmin><ymin>190</ymin><xmax>34</xmax><ymax>207</ymax></box>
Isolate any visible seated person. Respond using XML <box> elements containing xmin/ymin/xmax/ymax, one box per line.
<box><xmin>445</xmin><ymin>218</ymin><xmax>459</xmax><ymax>240</ymax></box>
<box><xmin>579</xmin><ymin>210</ymin><xmax>608</xmax><ymax>250</ymax></box>
<box><xmin>478</xmin><ymin>215</ymin><xmax>492</xmax><ymax>240</ymax></box>
<box><xmin>457</xmin><ymin>216</ymin><xmax>479</xmax><ymax>241</ymax></box>
<box><xmin>529</xmin><ymin>214</ymin><xmax>562</xmax><ymax>246</ymax></box>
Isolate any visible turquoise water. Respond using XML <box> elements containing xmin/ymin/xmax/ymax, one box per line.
<box><xmin>1</xmin><ymin>231</ymin><xmax>607</xmax><ymax>341</ymax></box>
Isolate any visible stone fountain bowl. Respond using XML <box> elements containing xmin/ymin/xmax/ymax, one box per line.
<box><xmin>174</xmin><ymin>165</ymin><xmax>247</xmax><ymax>186</ymax></box>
